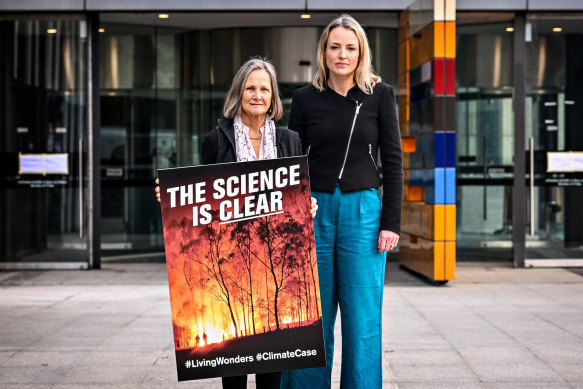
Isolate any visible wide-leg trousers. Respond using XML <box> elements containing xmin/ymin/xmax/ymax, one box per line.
<box><xmin>281</xmin><ymin>185</ymin><xmax>387</xmax><ymax>389</ymax></box>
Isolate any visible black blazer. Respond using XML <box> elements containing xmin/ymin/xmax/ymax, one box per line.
<box><xmin>201</xmin><ymin>118</ymin><xmax>303</xmax><ymax>164</ymax></box>
<box><xmin>289</xmin><ymin>83</ymin><xmax>403</xmax><ymax>233</ymax></box>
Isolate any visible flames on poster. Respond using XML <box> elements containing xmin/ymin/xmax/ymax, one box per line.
<box><xmin>158</xmin><ymin>157</ymin><xmax>325</xmax><ymax>381</ymax></box>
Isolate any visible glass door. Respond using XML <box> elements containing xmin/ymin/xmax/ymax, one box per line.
<box><xmin>525</xmin><ymin>15</ymin><xmax>583</xmax><ymax>265</ymax></box>
<box><xmin>0</xmin><ymin>16</ymin><xmax>88</xmax><ymax>267</ymax></box>
<box><xmin>455</xmin><ymin>14</ymin><xmax>516</xmax><ymax>260</ymax></box>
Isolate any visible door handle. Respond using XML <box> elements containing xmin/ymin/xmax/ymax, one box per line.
<box><xmin>529</xmin><ymin>137</ymin><xmax>534</xmax><ymax>236</ymax></box>
<box><xmin>483</xmin><ymin>136</ymin><xmax>487</xmax><ymax>221</ymax></box>
<box><xmin>79</xmin><ymin>138</ymin><xmax>83</xmax><ymax>239</ymax></box>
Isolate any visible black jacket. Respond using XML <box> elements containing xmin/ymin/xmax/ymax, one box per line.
<box><xmin>289</xmin><ymin>83</ymin><xmax>403</xmax><ymax>233</ymax></box>
<box><xmin>201</xmin><ymin>117</ymin><xmax>303</xmax><ymax>164</ymax></box>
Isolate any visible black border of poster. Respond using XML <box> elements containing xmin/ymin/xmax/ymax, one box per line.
<box><xmin>158</xmin><ymin>156</ymin><xmax>325</xmax><ymax>381</ymax></box>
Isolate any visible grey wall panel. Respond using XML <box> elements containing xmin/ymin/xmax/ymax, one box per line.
<box><xmin>307</xmin><ymin>0</ymin><xmax>411</xmax><ymax>10</ymax></box>
<box><xmin>86</xmin><ymin>0</ymin><xmax>304</xmax><ymax>11</ymax></box>
<box><xmin>457</xmin><ymin>0</ymin><xmax>527</xmax><ymax>10</ymax></box>
<box><xmin>528</xmin><ymin>0</ymin><xmax>583</xmax><ymax>10</ymax></box>
<box><xmin>0</xmin><ymin>0</ymin><xmax>84</xmax><ymax>10</ymax></box>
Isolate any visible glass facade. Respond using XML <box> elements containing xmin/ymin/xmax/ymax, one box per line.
<box><xmin>1</xmin><ymin>8</ymin><xmax>580</xmax><ymax>267</ymax></box>
<box><xmin>524</xmin><ymin>15</ymin><xmax>583</xmax><ymax>260</ymax></box>
<box><xmin>456</xmin><ymin>14</ymin><xmax>515</xmax><ymax>258</ymax></box>
<box><xmin>95</xmin><ymin>16</ymin><xmax>398</xmax><ymax>257</ymax></box>
<box><xmin>0</xmin><ymin>15</ymin><xmax>88</xmax><ymax>264</ymax></box>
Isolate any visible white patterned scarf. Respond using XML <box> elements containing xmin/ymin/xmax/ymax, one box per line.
<box><xmin>233</xmin><ymin>115</ymin><xmax>277</xmax><ymax>162</ymax></box>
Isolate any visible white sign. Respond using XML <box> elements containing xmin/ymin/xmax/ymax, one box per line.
<box><xmin>547</xmin><ymin>152</ymin><xmax>583</xmax><ymax>173</ymax></box>
<box><xmin>19</xmin><ymin>153</ymin><xmax>69</xmax><ymax>175</ymax></box>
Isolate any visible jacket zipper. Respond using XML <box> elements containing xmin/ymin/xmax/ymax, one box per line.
<box><xmin>338</xmin><ymin>101</ymin><xmax>363</xmax><ymax>180</ymax></box>
<box><xmin>368</xmin><ymin>144</ymin><xmax>379</xmax><ymax>172</ymax></box>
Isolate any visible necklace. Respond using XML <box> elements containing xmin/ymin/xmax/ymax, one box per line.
<box><xmin>248</xmin><ymin>134</ymin><xmax>262</xmax><ymax>140</ymax></box>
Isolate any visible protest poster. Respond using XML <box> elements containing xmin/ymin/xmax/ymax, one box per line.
<box><xmin>158</xmin><ymin>156</ymin><xmax>325</xmax><ymax>381</ymax></box>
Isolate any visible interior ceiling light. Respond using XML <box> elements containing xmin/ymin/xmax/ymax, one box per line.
<box><xmin>158</xmin><ymin>14</ymin><xmax>170</xmax><ymax>19</ymax></box>
<box><xmin>300</xmin><ymin>14</ymin><xmax>312</xmax><ymax>19</ymax></box>
<box><xmin>47</xmin><ymin>28</ymin><xmax>57</xmax><ymax>34</ymax></box>
<box><xmin>506</xmin><ymin>27</ymin><xmax>514</xmax><ymax>32</ymax></box>
<box><xmin>552</xmin><ymin>27</ymin><xmax>562</xmax><ymax>32</ymax></box>
<box><xmin>98</xmin><ymin>28</ymin><xmax>105</xmax><ymax>33</ymax></box>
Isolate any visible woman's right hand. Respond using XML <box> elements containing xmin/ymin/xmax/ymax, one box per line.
<box><xmin>155</xmin><ymin>178</ymin><xmax>161</xmax><ymax>203</ymax></box>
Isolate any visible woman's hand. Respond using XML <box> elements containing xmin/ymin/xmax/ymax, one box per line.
<box><xmin>155</xmin><ymin>178</ymin><xmax>161</xmax><ymax>203</ymax></box>
<box><xmin>378</xmin><ymin>230</ymin><xmax>399</xmax><ymax>253</ymax></box>
<box><xmin>310</xmin><ymin>197</ymin><xmax>318</xmax><ymax>219</ymax></box>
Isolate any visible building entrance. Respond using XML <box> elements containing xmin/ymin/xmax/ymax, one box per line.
<box><xmin>0</xmin><ymin>15</ymin><xmax>89</xmax><ymax>268</ymax></box>
<box><xmin>524</xmin><ymin>15</ymin><xmax>583</xmax><ymax>266</ymax></box>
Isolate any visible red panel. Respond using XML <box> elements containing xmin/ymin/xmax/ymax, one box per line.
<box><xmin>445</xmin><ymin>58</ymin><xmax>456</xmax><ymax>95</ymax></box>
<box><xmin>434</xmin><ymin>58</ymin><xmax>445</xmax><ymax>95</ymax></box>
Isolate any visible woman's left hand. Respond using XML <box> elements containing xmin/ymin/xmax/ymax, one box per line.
<box><xmin>378</xmin><ymin>230</ymin><xmax>399</xmax><ymax>253</ymax></box>
<box><xmin>309</xmin><ymin>197</ymin><xmax>318</xmax><ymax>219</ymax></box>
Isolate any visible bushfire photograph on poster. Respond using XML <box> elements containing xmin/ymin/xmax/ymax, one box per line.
<box><xmin>158</xmin><ymin>156</ymin><xmax>325</xmax><ymax>381</ymax></box>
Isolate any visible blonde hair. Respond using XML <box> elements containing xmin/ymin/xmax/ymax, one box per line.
<box><xmin>223</xmin><ymin>57</ymin><xmax>283</xmax><ymax>121</ymax></box>
<box><xmin>313</xmin><ymin>14</ymin><xmax>381</xmax><ymax>94</ymax></box>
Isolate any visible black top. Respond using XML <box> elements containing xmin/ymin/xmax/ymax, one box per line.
<box><xmin>201</xmin><ymin>118</ymin><xmax>303</xmax><ymax>164</ymax></box>
<box><xmin>289</xmin><ymin>83</ymin><xmax>403</xmax><ymax>233</ymax></box>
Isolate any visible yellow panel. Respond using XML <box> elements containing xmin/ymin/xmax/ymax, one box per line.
<box><xmin>445</xmin><ymin>22</ymin><xmax>456</xmax><ymax>58</ymax></box>
<box><xmin>433</xmin><ymin>0</ymin><xmax>445</xmax><ymax>22</ymax></box>
<box><xmin>400</xmin><ymin>234</ymin><xmax>454</xmax><ymax>283</ymax></box>
<box><xmin>434</xmin><ymin>204</ymin><xmax>445</xmax><ymax>241</ymax></box>
<box><xmin>433</xmin><ymin>241</ymin><xmax>445</xmax><ymax>281</ymax></box>
<box><xmin>445</xmin><ymin>205</ymin><xmax>456</xmax><ymax>241</ymax></box>
<box><xmin>445</xmin><ymin>241</ymin><xmax>456</xmax><ymax>280</ymax></box>
<box><xmin>445</xmin><ymin>0</ymin><xmax>456</xmax><ymax>21</ymax></box>
<box><xmin>434</xmin><ymin>22</ymin><xmax>445</xmax><ymax>58</ymax></box>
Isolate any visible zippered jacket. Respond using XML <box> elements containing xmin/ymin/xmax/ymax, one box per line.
<box><xmin>201</xmin><ymin>117</ymin><xmax>303</xmax><ymax>164</ymax></box>
<box><xmin>289</xmin><ymin>83</ymin><xmax>403</xmax><ymax>234</ymax></box>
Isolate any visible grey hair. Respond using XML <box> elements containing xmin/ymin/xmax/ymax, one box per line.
<box><xmin>223</xmin><ymin>57</ymin><xmax>283</xmax><ymax>121</ymax></box>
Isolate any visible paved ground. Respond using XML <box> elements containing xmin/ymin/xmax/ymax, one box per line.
<box><xmin>1</xmin><ymin>257</ymin><xmax>583</xmax><ymax>388</ymax></box>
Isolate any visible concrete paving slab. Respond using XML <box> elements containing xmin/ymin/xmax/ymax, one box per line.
<box><xmin>483</xmin><ymin>383</ymin><xmax>573</xmax><ymax>389</ymax></box>
<box><xmin>468</xmin><ymin>363</ymin><xmax>565</xmax><ymax>382</ymax></box>
<box><xmin>390</xmin><ymin>363</ymin><xmax>479</xmax><ymax>382</ymax></box>
<box><xmin>456</xmin><ymin>346</ymin><xmax>541</xmax><ymax>365</ymax></box>
<box><xmin>1</xmin><ymin>259</ymin><xmax>583</xmax><ymax>389</ymax></box>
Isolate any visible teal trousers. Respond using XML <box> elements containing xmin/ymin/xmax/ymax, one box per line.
<box><xmin>281</xmin><ymin>185</ymin><xmax>386</xmax><ymax>389</ymax></box>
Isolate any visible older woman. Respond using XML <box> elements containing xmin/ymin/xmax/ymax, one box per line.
<box><xmin>281</xmin><ymin>15</ymin><xmax>403</xmax><ymax>389</ymax></box>
<box><xmin>156</xmin><ymin>57</ymin><xmax>316</xmax><ymax>389</ymax></box>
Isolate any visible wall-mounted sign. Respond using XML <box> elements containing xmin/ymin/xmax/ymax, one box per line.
<box><xmin>547</xmin><ymin>152</ymin><xmax>583</xmax><ymax>173</ymax></box>
<box><xmin>106</xmin><ymin>167</ymin><xmax>123</xmax><ymax>177</ymax></box>
<box><xmin>19</xmin><ymin>153</ymin><xmax>69</xmax><ymax>175</ymax></box>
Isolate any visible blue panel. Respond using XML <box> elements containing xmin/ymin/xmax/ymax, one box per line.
<box><xmin>435</xmin><ymin>168</ymin><xmax>445</xmax><ymax>204</ymax></box>
<box><xmin>445</xmin><ymin>132</ymin><xmax>456</xmax><ymax>168</ymax></box>
<box><xmin>435</xmin><ymin>132</ymin><xmax>445</xmax><ymax>168</ymax></box>
<box><xmin>425</xmin><ymin>168</ymin><xmax>445</xmax><ymax>205</ymax></box>
<box><xmin>445</xmin><ymin>168</ymin><xmax>456</xmax><ymax>204</ymax></box>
